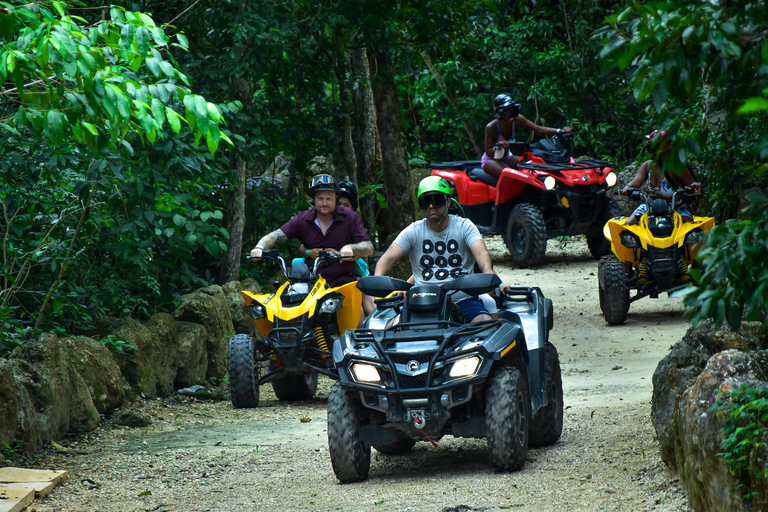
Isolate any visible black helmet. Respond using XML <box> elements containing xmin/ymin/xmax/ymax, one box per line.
<box><xmin>309</xmin><ymin>174</ymin><xmax>338</xmax><ymax>194</ymax></box>
<box><xmin>337</xmin><ymin>181</ymin><xmax>358</xmax><ymax>211</ymax></box>
<box><xmin>494</xmin><ymin>93</ymin><xmax>520</xmax><ymax>117</ymax></box>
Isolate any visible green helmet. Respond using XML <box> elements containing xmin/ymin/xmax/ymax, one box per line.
<box><xmin>416</xmin><ymin>176</ymin><xmax>451</xmax><ymax>209</ymax></box>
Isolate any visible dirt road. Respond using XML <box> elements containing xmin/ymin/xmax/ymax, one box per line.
<box><xmin>36</xmin><ymin>238</ymin><xmax>693</xmax><ymax>512</ymax></box>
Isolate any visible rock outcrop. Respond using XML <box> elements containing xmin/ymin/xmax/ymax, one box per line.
<box><xmin>173</xmin><ymin>285</ymin><xmax>234</xmax><ymax>380</ymax></box>
<box><xmin>652</xmin><ymin>320</ymin><xmax>768</xmax><ymax>512</ymax></box>
<box><xmin>60</xmin><ymin>336</ymin><xmax>124</xmax><ymax>414</ymax></box>
<box><xmin>175</xmin><ymin>321</ymin><xmax>208</xmax><ymax>389</ymax></box>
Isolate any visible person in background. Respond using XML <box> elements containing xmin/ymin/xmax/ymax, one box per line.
<box><xmin>300</xmin><ymin>179</ymin><xmax>376</xmax><ymax>317</ymax></box>
<box><xmin>620</xmin><ymin>129</ymin><xmax>702</xmax><ymax>225</ymax></box>
<box><xmin>482</xmin><ymin>93</ymin><xmax>572</xmax><ymax>178</ymax></box>
<box><xmin>250</xmin><ymin>174</ymin><xmax>373</xmax><ymax>288</ymax></box>
<box><xmin>375</xmin><ymin>176</ymin><xmax>511</xmax><ymax>324</ymax></box>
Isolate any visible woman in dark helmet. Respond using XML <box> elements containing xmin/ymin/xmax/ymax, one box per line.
<box><xmin>481</xmin><ymin>93</ymin><xmax>572</xmax><ymax>178</ymax></box>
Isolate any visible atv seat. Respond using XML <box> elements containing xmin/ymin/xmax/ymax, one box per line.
<box><xmin>402</xmin><ymin>284</ymin><xmax>457</xmax><ymax>324</ymax></box>
<box><xmin>468</xmin><ymin>168</ymin><xmax>498</xmax><ymax>187</ymax></box>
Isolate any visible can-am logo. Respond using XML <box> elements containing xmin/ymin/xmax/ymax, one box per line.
<box><xmin>412</xmin><ymin>292</ymin><xmax>437</xmax><ymax>299</ymax></box>
<box><xmin>406</xmin><ymin>360</ymin><xmax>420</xmax><ymax>372</ymax></box>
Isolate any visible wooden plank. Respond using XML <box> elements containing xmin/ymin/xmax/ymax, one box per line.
<box><xmin>0</xmin><ymin>468</ymin><xmax>67</xmax><ymax>485</ymax></box>
<box><xmin>0</xmin><ymin>487</ymin><xmax>34</xmax><ymax>512</ymax></box>
<box><xmin>1</xmin><ymin>481</ymin><xmax>56</xmax><ymax>498</ymax></box>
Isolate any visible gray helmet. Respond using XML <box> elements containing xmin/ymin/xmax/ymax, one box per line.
<box><xmin>494</xmin><ymin>93</ymin><xmax>520</xmax><ymax>117</ymax></box>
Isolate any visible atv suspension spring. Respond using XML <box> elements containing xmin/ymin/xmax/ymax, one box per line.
<box><xmin>314</xmin><ymin>326</ymin><xmax>330</xmax><ymax>358</ymax></box>
<box><xmin>680</xmin><ymin>259</ymin><xmax>690</xmax><ymax>281</ymax></box>
<box><xmin>638</xmin><ymin>258</ymin><xmax>649</xmax><ymax>284</ymax></box>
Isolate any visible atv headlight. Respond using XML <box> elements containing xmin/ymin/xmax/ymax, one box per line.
<box><xmin>249</xmin><ymin>303</ymin><xmax>266</xmax><ymax>320</ymax></box>
<box><xmin>620</xmin><ymin>231</ymin><xmax>641</xmax><ymax>249</ymax></box>
<box><xmin>604</xmin><ymin>172</ymin><xmax>618</xmax><ymax>187</ymax></box>
<box><xmin>543</xmin><ymin>176</ymin><xmax>556</xmax><ymax>190</ymax></box>
<box><xmin>319</xmin><ymin>296</ymin><xmax>343</xmax><ymax>314</ymax></box>
<box><xmin>449</xmin><ymin>356</ymin><xmax>481</xmax><ymax>378</ymax></box>
<box><xmin>685</xmin><ymin>230</ymin><xmax>704</xmax><ymax>245</ymax></box>
<box><xmin>351</xmin><ymin>363</ymin><xmax>381</xmax><ymax>383</ymax></box>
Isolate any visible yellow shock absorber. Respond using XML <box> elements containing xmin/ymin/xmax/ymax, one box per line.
<box><xmin>638</xmin><ymin>257</ymin><xmax>648</xmax><ymax>284</ymax></box>
<box><xmin>681</xmin><ymin>259</ymin><xmax>690</xmax><ymax>280</ymax></box>
<box><xmin>314</xmin><ymin>326</ymin><xmax>330</xmax><ymax>358</ymax></box>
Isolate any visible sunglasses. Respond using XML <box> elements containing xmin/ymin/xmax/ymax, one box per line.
<box><xmin>418</xmin><ymin>193</ymin><xmax>448</xmax><ymax>210</ymax></box>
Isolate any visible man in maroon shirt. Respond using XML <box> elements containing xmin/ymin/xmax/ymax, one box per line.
<box><xmin>249</xmin><ymin>174</ymin><xmax>373</xmax><ymax>287</ymax></box>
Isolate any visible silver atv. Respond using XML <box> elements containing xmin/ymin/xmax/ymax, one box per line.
<box><xmin>326</xmin><ymin>273</ymin><xmax>562</xmax><ymax>482</ymax></box>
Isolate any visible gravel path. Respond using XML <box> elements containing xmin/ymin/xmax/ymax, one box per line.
<box><xmin>32</xmin><ymin>237</ymin><xmax>693</xmax><ymax>512</ymax></box>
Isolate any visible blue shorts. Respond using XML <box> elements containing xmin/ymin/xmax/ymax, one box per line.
<box><xmin>457</xmin><ymin>296</ymin><xmax>490</xmax><ymax>322</ymax></box>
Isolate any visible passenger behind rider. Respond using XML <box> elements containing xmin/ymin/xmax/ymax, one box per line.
<box><xmin>299</xmin><ymin>180</ymin><xmax>376</xmax><ymax>318</ymax></box>
<box><xmin>374</xmin><ymin>176</ymin><xmax>512</xmax><ymax>324</ymax></box>
<box><xmin>620</xmin><ymin>129</ymin><xmax>702</xmax><ymax>225</ymax></box>
<box><xmin>250</xmin><ymin>175</ymin><xmax>374</xmax><ymax>324</ymax></box>
<box><xmin>482</xmin><ymin>93</ymin><xmax>572</xmax><ymax>178</ymax></box>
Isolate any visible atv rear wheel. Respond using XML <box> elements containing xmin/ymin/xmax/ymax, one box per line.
<box><xmin>271</xmin><ymin>373</ymin><xmax>318</xmax><ymax>401</ymax></box>
<box><xmin>486</xmin><ymin>365</ymin><xmax>530</xmax><ymax>472</ymax></box>
<box><xmin>505</xmin><ymin>204</ymin><xmax>547</xmax><ymax>268</ymax></box>
<box><xmin>227</xmin><ymin>334</ymin><xmax>261</xmax><ymax>409</ymax></box>
<box><xmin>599</xmin><ymin>255</ymin><xmax>629</xmax><ymax>325</ymax></box>
<box><xmin>373</xmin><ymin>437</ymin><xmax>416</xmax><ymax>455</ymax></box>
<box><xmin>587</xmin><ymin>200</ymin><xmax>622</xmax><ymax>260</ymax></box>
<box><xmin>327</xmin><ymin>382</ymin><xmax>371</xmax><ymax>482</ymax></box>
<box><xmin>528</xmin><ymin>342</ymin><xmax>563</xmax><ymax>447</ymax></box>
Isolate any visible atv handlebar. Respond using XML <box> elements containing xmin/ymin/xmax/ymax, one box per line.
<box><xmin>248</xmin><ymin>250</ymin><xmax>347</xmax><ymax>280</ymax></box>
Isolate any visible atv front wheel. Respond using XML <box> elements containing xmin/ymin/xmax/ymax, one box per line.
<box><xmin>587</xmin><ymin>200</ymin><xmax>622</xmax><ymax>260</ymax></box>
<box><xmin>227</xmin><ymin>334</ymin><xmax>261</xmax><ymax>408</ymax></box>
<box><xmin>373</xmin><ymin>437</ymin><xmax>416</xmax><ymax>455</ymax></box>
<box><xmin>327</xmin><ymin>382</ymin><xmax>371</xmax><ymax>482</ymax></box>
<box><xmin>271</xmin><ymin>373</ymin><xmax>318</xmax><ymax>401</ymax></box>
<box><xmin>505</xmin><ymin>204</ymin><xmax>547</xmax><ymax>268</ymax></box>
<box><xmin>486</xmin><ymin>365</ymin><xmax>530</xmax><ymax>471</ymax></box>
<box><xmin>599</xmin><ymin>255</ymin><xmax>629</xmax><ymax>325</ymax></box>
<box><xmin>528</xmin><ymin>342</ymin><xmax>563</xmax><ymax>447</ymax></box>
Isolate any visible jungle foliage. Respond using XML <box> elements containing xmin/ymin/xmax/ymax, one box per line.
<box><xmin>1</xmin><ymin>0</ymin><xmax>768</xmax><ymax>351</ymax></box>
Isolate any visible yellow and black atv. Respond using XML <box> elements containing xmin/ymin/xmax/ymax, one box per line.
<box><xmin>598</xmin><ymin>186</ymin><xmax>714</xmax><ymax>325</ymax></box>
<box><xmin>228</xmin><ymin>250</ymin><xmax>362</xmax><ymax>407</ymax></box>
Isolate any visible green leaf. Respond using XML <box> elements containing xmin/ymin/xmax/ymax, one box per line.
<box><xmin>135</xmin><ymin>26</ymin><xmax>150</xmax><ymax>56</ymax></box>
<box><xmin>51</xmin><ymin>1</ymin><xmax>66</xmax><ymax>17</ymax></box>
<box><xmin>176</xmin><ymin>33</ymin><xmax>188</xmax><ymax>50</ymax></box>
<box><xmin>206</xmin><ymin>125</ymin><xmax>220</xmax><ymax>154</ymax></box>
<box><xmin>206</xmin><ymin>102</ymin><xmax>220</xmax><ymax>122</ymax></box>
<box><xmin>165</xmin><ymin>107</ymin><xmax>181</xmax><ymax>134</ymax></box>
<box><xmin>0</xmin><ymin>13</ymin><xmax>16</xmax><ymax>41</ymax></box>
<box><xmin>120</xmin><ymin>22</ymin><xmax>135</xmax><ymax>49</ymax></box>
<box><xmin>81</xmin><ymin>121</ymin><xmax>98</xmax><ymax>135</ymax></box>
<box><xmin>150</xmin><ymin>97</ymin><xmax>165</xmax><ymax>126</ymax></box>
<box><xmin>737</xmin><ymin>97</ymin><xmax>768</xmax><ymax>114</ymax></box>
<box><xmin>46</xmin><ymin>110</ymin><xmax>65</xmax><ymax>143</ymax></box>
<box><xmin>159</xmin><ymin>60</ymin><xmax>175</xmax><ymax>77</ymax></box>
<box><xmin>145</xmin><ymin>57</ymin><xmax>160</xmax><ymax>77</ymax></box>
<box><xmin>173</xmin><ymin>214</ymin><xmax>186</xmax><ymax>227</ymax></box>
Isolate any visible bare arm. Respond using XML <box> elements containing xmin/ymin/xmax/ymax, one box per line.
<box><xmin>515</xmin><ymin>115</ymin><xmax>569</xmax><ymax>137</ymax></box>
<box><xmin>340</xmin><ymin>240</ymin><xmax>374</xmax><ymax>260</ymax></box>
<box><xmin>621</xmin><ymin>161</ymin><xmax>651</xmax><ymax>195</ymax></box>
<box><xmin>250</xmin><ymin>229</ymin><xmax>287</xmax><ymax>257</ymax></box>
<box><xmin>484</xmin><ymin>121</ymin><xmax>499</xmax><ymax>157</ymax></box>
<box><xmin>469</xmin><ymin>239</ymin><xmax>511</xmax><ymax>293</ymax></box>
<box><xmin>374</xmin><ymin>243</ymin><xmax>407</xmax><ymax>276</ymax></box>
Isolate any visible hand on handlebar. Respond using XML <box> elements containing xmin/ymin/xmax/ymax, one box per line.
<box><xmin>250</xmin><ymin>246</ymin><xmax>264</xmax><ymax>258</ymax></box>
<box><xmin>499</xmin><ymin>283</ymin><xmax>512</xmax><ymax>295</ymax></box>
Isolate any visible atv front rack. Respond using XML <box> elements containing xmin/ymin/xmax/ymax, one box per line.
<box><xmin>516</xmin><ymin>159</ymin><xmax>614</xmax><ymax>174</ymax></box>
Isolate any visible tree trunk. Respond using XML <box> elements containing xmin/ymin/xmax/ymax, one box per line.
<box><xmin>348</xmin><ymin>44</ymin><xmax>378</xmax><ymax>244</ymax></box>
<box><xmin>333</xmin><ymin>35</ymin><xmax>358</xmax><ymax>183</ymax></box>
<box><xmin>218</xmin><ymin>1</ymin><xmax>251</xmax><ymax>284</ymax></box>
<box><xmin>370</xmin><ymin>49</ymin><xmax>414</xmax><ymax>239</ymax></box>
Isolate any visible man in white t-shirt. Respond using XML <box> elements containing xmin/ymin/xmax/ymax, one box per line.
<box><xmin>375</xmin><ymin>176</ymin><xmax>511</xmax><ymax>323</ymax></box>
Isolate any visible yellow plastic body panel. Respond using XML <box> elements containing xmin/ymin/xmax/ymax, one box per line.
<box><xmin>240</xmin><ymin>276</ymin><xmax>362</xmax><ymax>337</ymax></box>
<box><xmin>603</xmin><ymin>213</ymin><xmax>715</xmax><ymax>267</ymax></box>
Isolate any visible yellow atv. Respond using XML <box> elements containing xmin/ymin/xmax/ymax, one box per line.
<box><xmin>228</xmin><ymin>250</ymin><xmax>362</xmax><ymax>407</ymax></box>
<box><xmin>598</xmin><ymin>186</ymin><xmax>714</xmax><ymax>325</ymax></box>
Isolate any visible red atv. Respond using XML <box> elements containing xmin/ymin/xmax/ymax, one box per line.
<box><xmin>431</xmin><ymin>132</ymin><xmax>620</xmax><ymax>267</ymax></box>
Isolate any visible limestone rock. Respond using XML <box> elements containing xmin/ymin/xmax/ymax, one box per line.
<box><xmin>652</xmin><ymin>319</ymin><xmax>768</xmax><ymax>468</ymax></box>
<box><xmin>173</xmin><ymin>284</ymin><xmax>234</xmax><ymax>380</ymax></box>
<box><xmin>145</xmin><ymin>313</ymin><xmax>179</xmax><ymax>396</ymax></box>
<box><xmin>675</xmin><ymin>349</ymin><xmax>768</xmax><ymax>512</ymax></box>
<box><xmin>111</xmin><ymin>409</ymin><xmax>152</xmax><ymax>428</ymax></box>
<box><xmin>175</xmin><ymin>321</ymin><xmax>208</xmax><ymax>388</ymax></box>
<box><xmin>9</xmin><ymin>333</ymin><xmax>100</xmax><ymax>450</ymax></box>
<box><xmin>0</xmin><ymin>359</ymin><xmax>18</xmax><ymax>447</ymax></box>
<box><xmin>60</xmin><ymin>336</ymin><xmax>124</xmax><ymax>414</ymax></box>
<box><xmin>109</xmin><ymin>318</ymin><xmax>158</xmax><ymax>398</ymax></box>
<box><xmin>221</xmin><ymin>280</ymin><xmax>255</xmax><ymax>336</ymax></box>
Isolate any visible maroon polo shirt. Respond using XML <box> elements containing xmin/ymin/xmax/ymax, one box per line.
<box><xmin>280</xmin><ymin>206</ymin><xmax>369</xmax><ymax>286</ymax></box>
